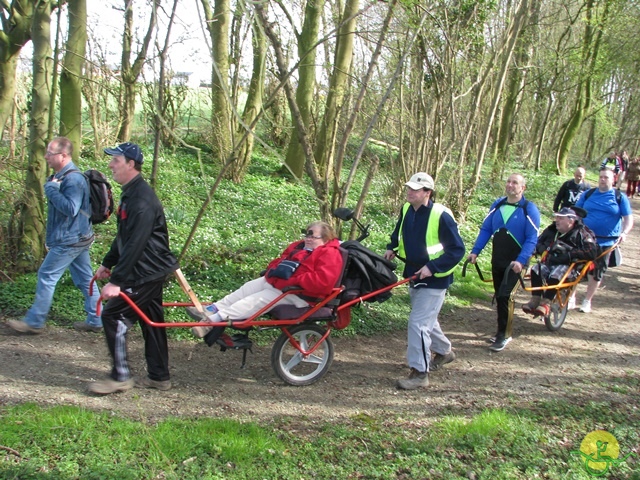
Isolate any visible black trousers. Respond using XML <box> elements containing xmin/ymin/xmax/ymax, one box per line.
<box><xmin>531</xmin><ymin>269</ymin><xmax>559</xmax><ymax>301</ymax></box>
<box><xmin>492</xmin><ymin>265</ymin><xmax>521</xmax><ymax>339</ymax></box>
<box><xmin>102</xmin><ymin>278</ymin><xmax>170</xmax><ymax>382</ymax></box>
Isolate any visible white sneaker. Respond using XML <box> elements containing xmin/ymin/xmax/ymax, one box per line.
<box><xmin>567</xmin><ymin>295</ymin><xmax>576</xmax><ymax>310</ymax></box>
<box><xmin>579</xmin><ymin>300</ymin><xmax>592</xmax><ymax>313</ymax></box>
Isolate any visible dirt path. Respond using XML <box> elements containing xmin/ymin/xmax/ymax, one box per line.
<box><xmin>1</xmin><ymin>202</ymin><xmax>639</xmax><ymax>424</ymax></box>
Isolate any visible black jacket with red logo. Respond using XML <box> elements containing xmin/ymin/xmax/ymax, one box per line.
<box><xmin>102</xmin><ymin>174</ymin><xmax>178</xmax><ymax>286</ymax></box>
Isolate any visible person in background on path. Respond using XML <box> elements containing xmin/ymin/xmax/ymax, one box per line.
<box><xmin>522</xmin><ymin>207</ymin><xmax>598</xmax><ymax>316</ymax></box>
<box><xmin>600</xmin><ymin>151</ymin><xmax>622</xmax><ymax>186</ymax></box>
<box><xmin>88</xmin><ymin>143</ymin><xmax>179</xmax><ymax>395</ymax></box>
<box><xmin>384</xmin><ymin>173</ymin><xmax>465</xmax><ymax>390</ymax></box>
<box><xmin>618</xmin><ymin>151</ymin><xmax>629</xmax><ymax>192</ymax></box>
<box><xmin>467</xmin><ymin>173</ymin><xmax>540</xmax><ymax>352</ymax></box>
<box><xmin>7</xmin><ymin>137</ymin><xmax>102</xmax><ymax>335</ymax></box>
<box><xmin>626</xmin><ymin>157</ymin><xmax>640</xmax><ymax>199</ymax></box>
<box><xmin>574</xmin><ymin>168</ymin><xmax>633</xmax><ymax>313</ymax></box>
<box><xmin>553</xmin><ymin>166</ymin><xmax>590</xmax><ymax>212</ymax></box>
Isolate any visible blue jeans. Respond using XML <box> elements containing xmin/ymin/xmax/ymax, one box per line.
<box><xmin>407</xmin><ymin>286</ymin><xmax>451</xmax><ymax>373</ymax></box>
<box><xmin>24</xmin><ymin>244</ymin><xmax>101</xmax><ymax>329</ymax></box>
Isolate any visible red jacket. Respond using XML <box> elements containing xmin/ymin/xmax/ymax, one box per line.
<box><xmin>265</xmin><ymin>238</ymin><xmax>343</xmax><ymax>299</ymax></box>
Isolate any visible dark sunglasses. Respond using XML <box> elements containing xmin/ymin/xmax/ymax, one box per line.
<box><xmin>302</xmin><ymin>229</ymin><xmax>323</xmax><ymax>239</ymax></box>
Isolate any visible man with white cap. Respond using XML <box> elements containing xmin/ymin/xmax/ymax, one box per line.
<box><xmin>467</xmin><ymin>173</ymin><xmax>540</xmax><ymax>352</ymax></box>
<box><xmin>384</xmin><ymin>172</ymin><xmax>465</xmax><ymax>390</ymax></box>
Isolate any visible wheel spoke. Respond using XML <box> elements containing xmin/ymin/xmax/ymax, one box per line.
<box><xmin>298</xmin><ymin>334</ymin><xmax>310</xmax><ymax>351</ymax></box>
<box><xmin>283</xmin><ymin>351</ymin><xmax>303</xmax><ymax>371</ymax></box>
<box><xmin>303</xmin><ymin>353</ymin><xmax>324</xmax><ymax>365</ymax></box>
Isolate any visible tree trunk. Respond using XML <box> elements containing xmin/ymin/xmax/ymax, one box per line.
<box><xmin>116</xmin><ymin>0</ymin><xmax>157</xmax><ymax>142</ymax></box>
<box><xmin>0</xmin><ymin>1</ymin><xmax>35</xmax><ymax>134</ymax></box>
<box><xmin>59</xmin><ymin>0</ymin><xmax>87</xmax><ymax>160</ymax></box>
<box><xmin>16</xmin><ymin>1</ymin><xmax>54</xmax><ymax>272</ymax></box>
<box><xmin>555</xmin><ymin>0</ymin><xmax>609</xmax><ymax>174</ymax></box>
<box><xmin>472</xmin><ymin>0</ymin><xmax>529</xmax><ymax>184</ymax></box>
<box><xmin>151</xmin><ymin>0</ymin><xmax>177</xmax><ymax>189</ymax></box>
<box><xmin>201</xmin><ymin>0</ymin><xmax>232</xmax><ymax>163</ymax></box>
<box><xmin>313</xmin><ymin>0</ymin><xmax>359</xmax><ymax>182</ymax></box>
<box><xmin>254</xmin><ymin>4</ymin><xmax>327</xmax><ymax>216</ymax></box>
<box><xmin>283</xmin><ymin>0</ymin><xmax>324</xmax><ymax>179</ymax></box>
<box><xmin>495</xmin><ymin>2</ymin><xmax>537</xmax><ymax>164</ymax></box>
<box><xmin>233</xmin><ymin>12</ymin><xmax>266</xmax><ymax>182</ymax></box>
<box><xmin>332</xmin><ymin>0</ymin><xmax>398</xmax><ymax>212</ymax></box>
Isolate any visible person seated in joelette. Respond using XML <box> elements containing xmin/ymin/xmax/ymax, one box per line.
<box><xmin>187</xmin><ymin>221</ymin><xmax>343</xmax><ymax>338</ymax></box>
<box><xmin>522</xmin><ymin>207</ymin><xmax>598</xmax><ymax>317</ymax></box>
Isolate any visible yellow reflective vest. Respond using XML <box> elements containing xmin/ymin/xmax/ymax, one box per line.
<box><xmin>396</xmin><ymin>202</ymin><xmax>457</xmax><ymax>277</ymax></box>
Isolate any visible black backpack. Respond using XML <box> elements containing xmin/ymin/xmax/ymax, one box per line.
<box><xmin>63</xmin><ymin>169</ymin><xmax>115</xmax><ymax>224</ymax></box>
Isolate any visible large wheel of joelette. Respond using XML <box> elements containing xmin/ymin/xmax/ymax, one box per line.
<box><xmin>271</xmin><ymin>324</ymin><xmax>334</xmax><ymax>386</ymax></box>
<box><xmin>544</xmin><ymin>289</ymin><xmax>570</xmax><ymax>331</ymax></box>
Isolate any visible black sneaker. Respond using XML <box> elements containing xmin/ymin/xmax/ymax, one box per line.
<box><xmin>489</xmin><ymin>336</ymin><xmax>512</xmax><ymax>352</ymax></box>
<box><xmin>430</xmin><ymin>351</ymin><xmax>456</xmax><ymax>371</ymax></box>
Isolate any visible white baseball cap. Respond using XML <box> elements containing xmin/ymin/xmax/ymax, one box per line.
<box><xmin>405</xmin><ymin>172</ymin><xmax>434</xmax><ymax>190</ymax></box>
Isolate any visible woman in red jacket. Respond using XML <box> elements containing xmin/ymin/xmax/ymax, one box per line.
<box><xmin>188</xmin><ymin>221</ymin><xmax>343</xmax><ymax>338</ymax></box>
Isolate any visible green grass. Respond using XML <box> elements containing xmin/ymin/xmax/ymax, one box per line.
<box><xmin>1</xmin><ymin>402</ymin><xmax>638</xmax><ymax>479</ymax></box>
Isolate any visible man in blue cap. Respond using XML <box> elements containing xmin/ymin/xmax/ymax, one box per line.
<box><xmin>89</xmin><ymin>143</ymin><xmax>179</xmax><ymax>395</ymax></box>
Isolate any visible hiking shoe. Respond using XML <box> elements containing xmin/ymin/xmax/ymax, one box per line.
<box><xmin>136</xmin><ymin>376</ymin><xmax>172</xmax><ymax>391</ymax></box>
<box><xmin>186</xmin><ymin>306</ymin><xmax>214</xmax><ymax>338</ymax></box>
<box><xmin>88</xmin><ymin>378</ymin><xmax>134</xmax><ymax>395</ymax></box>
<box><xmin>522</xmin><ymin>296</ymin><xmax>541</xmax><ymax>314</ymax></box>
<box><xmin>489</xmin><ymin>336</ymin><xmax>512</xmax><ymax>352</ymax></box>
<box><xmin>396</xmin><ymin>368</ymin><xmax>429</xmax><ymax>390</ymax></box>
<box><xmin>534</xmin><ymin>300</ymin><xmax>551</xmax><ymax>317</ymax></box>
<box><xmin>73</xmin><ymin>321</ymin><xmax>103</xmax><ymax>333</ymax></box>
<box><xmin>567</xmin><ymin>295</ymin><xmax>576</xmax><ymax>310</ymax></box>
<box><xmin>186</xmin><ymin>306</ymin><xmax>209</xmax><ymax>322</ymax></box>
<box><xmin>579</xmin><ymin>300</ymin><xmax>592</xmax><ymax>313</ymax></box>
<box><xmin>192</xmin><ymin>325</ymin><xmax>213</xmax><ymax>338</ymax></box>
<box><xmin>6</xmin><ymin>320</ymin><xmax>44</xmax><ymax>335</ymax></box>
<box><xmin>431</xmin><ymin>351</ymin><xmax>456</xmax><ymax>371</ymax></box>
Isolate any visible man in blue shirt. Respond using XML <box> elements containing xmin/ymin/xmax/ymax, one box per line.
<box><xmin>7</xmin><ymin>137</ymin><xmax>102</xmax><ymax>334</ymax></box>
<box><xmin>467</xmin><ymin>173</ymin><xmax>540</xmax><ymax>352</ymax></box>
<box><xmin>385</xmin><ymin>173</ymin><xmax>465</xmax><ymax>390</ymax></box>
<box><xmin>575</xmin><ymin>168</ymin><xmax>633</xmax><ymax>313</ymax></box>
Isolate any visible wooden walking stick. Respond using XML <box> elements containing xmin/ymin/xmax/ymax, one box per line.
<box><xmin>174</xmin><ymin>268</ymin><xmax>205</xmax><ymax>312</ymax></box>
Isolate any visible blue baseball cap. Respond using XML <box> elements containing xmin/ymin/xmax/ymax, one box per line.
<box><xmin>104</xmin><ymin>142</ymin><xmax>144</xmax><ymax>164</ymax></box>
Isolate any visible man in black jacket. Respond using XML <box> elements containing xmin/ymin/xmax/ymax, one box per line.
<box><xmin>553</xmin><ymin>166</ymin><xmax>590</xmax><ymax>212</ymax></box>
<box><xmin>89</xmin><ymin>143</ymin><xmax>178</xmax><ymax>395</ymax></box>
